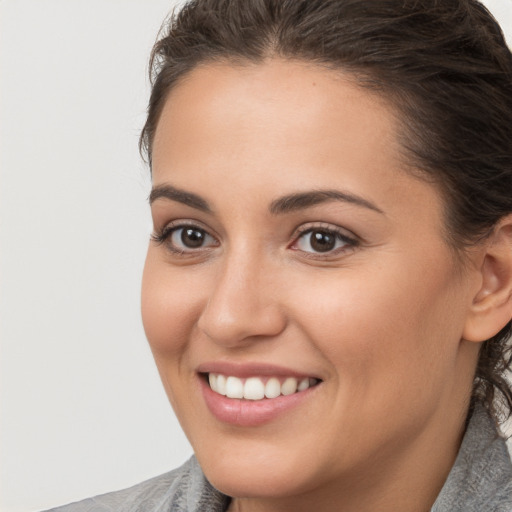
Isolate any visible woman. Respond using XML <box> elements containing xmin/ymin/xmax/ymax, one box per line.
<box><xmin>46</xmin><ymin>0</ymin><xmax>512</xmax><ymax>510</ymax></box>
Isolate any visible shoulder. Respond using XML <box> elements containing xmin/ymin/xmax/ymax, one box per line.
<box><xmin>41</xmin><ymin>456</ymin><xmax>229</xmax><ymax>512</ymax></box>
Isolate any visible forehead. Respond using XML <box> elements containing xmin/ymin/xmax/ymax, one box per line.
<box><xmin>151</xmin><ymin>59</ymin><xmax>441</xmax><ymax>224</ymax></box>
<box><xmin>155</xmin><ymin>61</ymin><xmax>398</xmax><ymax>170</ymax></box>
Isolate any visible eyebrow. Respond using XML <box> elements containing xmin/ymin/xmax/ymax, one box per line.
<box><xmin>149</xmin><ymin>184</ymin><xmax>212</xmax><ymax>212</ymax></box>
<box><xmin>269</xmin><ymin>190</ymin><xmax>384</xmax><ymax>215</ymax></box>
<box><xmin>149</xmin><ymin>184</ymin><xmax>383</xmax><ymax>216</ymax></box>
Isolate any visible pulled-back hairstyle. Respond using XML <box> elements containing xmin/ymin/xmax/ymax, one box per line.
<box><xmin>140</xmin><ymin>0</ymin><xmax>512</xmax><ymax>423</ymax></box>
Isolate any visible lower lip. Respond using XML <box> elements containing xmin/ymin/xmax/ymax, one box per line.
<box><xmin>199</xmin><ymin>376</ymin><xmax>318</xmax><ymax>427</ymax></box>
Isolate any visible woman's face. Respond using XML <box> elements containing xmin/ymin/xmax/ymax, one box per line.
<box><xmin>142</xmin><ymin>60</ymin><xmax>480</xmax><ymax>504</ymax></box>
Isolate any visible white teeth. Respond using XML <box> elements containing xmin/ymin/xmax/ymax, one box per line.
<box><xmin>281</xmin><ymin>377</ymin><xmax>298</xmax><ymax>396</ymax></box>
<box><xmin>264</xmin><ymin>377</ymin><xmax>281</xmax><ymax>399</ymax></box>
<box><xmin>244</xmin><ymin>378</ymin><xmax>265</xmax><ymax>400</ymax></box>
<box><xmin>208</xmin><ymin>373</ymin><xmax>317</xmax><ymax>400</ymax></box>
<box><xmin>216</xmin><ymin>374</ymin><xmax>227</xmax><ymax>395</ymax></box>
<box><xmin>225</xmin><ymin>376</ymin><xmax>244</xmax><ymax>398</ymax></box>
<box><xmin>298</xmin><ymin>378</ymin><xmax>310</xmax><ymax>392</ymax></box>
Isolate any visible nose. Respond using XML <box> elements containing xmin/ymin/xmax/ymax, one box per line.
<box><xmin>197</xmin><ymin>252</ymin><xmax>287</xmax><ymax>347</ymax></box>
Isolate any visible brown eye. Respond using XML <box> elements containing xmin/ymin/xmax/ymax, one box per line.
<box><xmin>180</xmin><ymin>228</ymin><xmax>206</xmax><ymax>248</ymax></box>
<box><xmin>294</xmin><ymin>228</ymin><xmax>355</xmax><ymax>254</ymax></box>
<box><xmin>169</xmin><ymin>226</ymin><xmax>217</xmax><ymax>251</ymax></box>
<box><xmin>309</xmin><ymin>231</ymin><xmax>336</xmax><ymax>252</ymax></box>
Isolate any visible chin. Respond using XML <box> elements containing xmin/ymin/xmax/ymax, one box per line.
<box><xmin>193</xmin><ymin>437</ymin><xmax>327</xmax><ymax>500</ymax></box>
<box><xmin>203</xmin><ymin>459</ymin><xmax>311</xmax><ymax>499</ymax></box>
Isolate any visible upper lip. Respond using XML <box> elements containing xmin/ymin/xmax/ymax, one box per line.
<box><xmin>196</xmin><ymin>361</ymin><xmax>322</xmax><ymax>380</ymax></box>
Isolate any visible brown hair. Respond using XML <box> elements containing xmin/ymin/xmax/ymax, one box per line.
<box><xmin>140</xmin><ymin>0</ymin><xmax>512</xmax><ymax>423</ymax></box>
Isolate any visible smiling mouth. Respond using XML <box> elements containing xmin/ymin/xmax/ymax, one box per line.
<box><xmin>206</xmin><ymin>373</ymin><xmax>321</xmax><ymax>401</ymax></box>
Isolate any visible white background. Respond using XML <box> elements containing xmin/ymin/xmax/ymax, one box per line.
<box><xmin>1</xmin><ymin>1</ymin><xmax>511</xmax><ymax>511</ymax></box>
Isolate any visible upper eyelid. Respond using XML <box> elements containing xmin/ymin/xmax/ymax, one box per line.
<box><xmin>157</xmin><ymin>219</ymin><xmax>218</xmax><ymax>237</ymax></box>
<box><xmin>291</xmin><ymin>222</ymin><xmax>358</xmax><ymax>241</ymax></box>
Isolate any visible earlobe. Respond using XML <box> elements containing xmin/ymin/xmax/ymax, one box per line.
<box><xmin>463</xmin><ymin>216</ymin><xmax>512</xmax><ymax>343</ymax></box>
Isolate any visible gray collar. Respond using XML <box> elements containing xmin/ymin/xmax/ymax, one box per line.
<box><xmin>431</xmin><ymin>405</ymin><xmax>512</xmax><ymax>511</ymax></box>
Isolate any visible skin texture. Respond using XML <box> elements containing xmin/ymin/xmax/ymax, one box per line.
<box><xmin>141</xmin><ymin>59</ymin><xmax>499</xmax><ymax>512</ymax></box>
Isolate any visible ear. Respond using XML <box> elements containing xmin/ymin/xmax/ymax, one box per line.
<box><xmin>463</xmin><ymin>215</ymin><xmax>512</xmax><ymax>343</ymax></box>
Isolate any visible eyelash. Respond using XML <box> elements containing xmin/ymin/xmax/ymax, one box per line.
<box><xmin>151</xmin><ymin>221</ymin><xmax>359</xmax><ymax>258</ymax></box>
<box><xmin>151</xmin><ymin>221</ymin><xmax>218</xmax><ymax>255</ymax></box>
<box><xmin>290</xmin><ymin>224</ymin><xmax>359</xmax><ymax>256</ymax></box>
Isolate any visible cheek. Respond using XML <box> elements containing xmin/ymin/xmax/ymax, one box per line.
<box><xmin>287</xmin><ymin>253</ymin><xmax>465</xmax><ymax>391</ymax></box>
<box><xmin>140</xmin><ymin>251</ymin><xmax>209</xmax><ymax>427</ymax></box>
<box><xmin>141</xmin><ymin>250</ymin><xmax>203</xmax><ymax>359</ymax></box>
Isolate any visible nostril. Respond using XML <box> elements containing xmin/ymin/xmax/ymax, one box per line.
<box><xmin>197</xmin><ymin>302</ymin><xmax>287</xmax><ymax>347</ymax></box>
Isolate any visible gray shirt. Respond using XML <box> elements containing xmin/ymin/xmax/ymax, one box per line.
<box><xmin>43</xmin><ymin>406</ymin><xmax>512</xmax><ymax>511</ymax></box>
